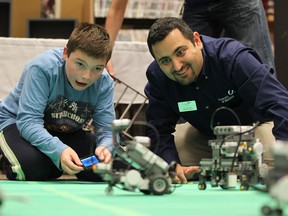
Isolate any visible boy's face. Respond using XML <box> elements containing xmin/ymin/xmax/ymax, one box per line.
<box><xmin>152</xmin><ymin>29</ymin><xmax>204</xmax><ymax>86</ymax></box>
<box><xmin>62</xmin><ymin>47</ymin><xmax>106</xmax><ymax>91</ymax></box>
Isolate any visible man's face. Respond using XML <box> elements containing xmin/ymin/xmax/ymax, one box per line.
<box><xmin>152</xmin><ymin>29</ymin><xmax>204</xmax><ymax>86</ymax></box>
<box><xmin>63</xmin><ymin>48</ymin><xmax>106</xmax><ymax>91</ymax></box>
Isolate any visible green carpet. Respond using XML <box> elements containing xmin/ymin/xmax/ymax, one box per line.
<box><xmin>0</xmin><ymin>180</ymin><xmax>280</xmax><ymax>216</ymax></box>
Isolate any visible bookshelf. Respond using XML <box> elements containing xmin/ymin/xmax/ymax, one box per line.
<box><xmin>94</xmin><ymin>0</ymin><xmax>183</xmax><ymax>18</ymax></box>
<box><xmin>27</xmin><ymin>18</ymin><xmax>77</xmax><ymax>39</ymax></box>
<box><xmin>0</xmin><ymin>0</ymin><xmax>93</xmax><ymax>38</ymax></box>
<box><xmin>0</xmin><ymin>0</ymin><xmax>10</xmax><ymax>37</ymax></box>
<box><xmin>94</xmin><ymin>0</ymin><xmax>184</xmax><ymax>42</ymax></box>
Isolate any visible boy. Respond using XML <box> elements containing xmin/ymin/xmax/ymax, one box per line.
<box><xmin>0</xmin><ymin>23</ymin><xmax>115</xmax><ymax>181</ymax></box>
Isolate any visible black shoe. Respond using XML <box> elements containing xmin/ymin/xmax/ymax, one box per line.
<box><xmin>0</xmin><ymin>154</ymin><xmax>8</xmax><ymax>175</ymax></box>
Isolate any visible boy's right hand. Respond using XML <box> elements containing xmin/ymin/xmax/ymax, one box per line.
<box><xmin>60</xmin><ymin>147</ymin><xmax>84</xmax><ymax>175</ymax></box>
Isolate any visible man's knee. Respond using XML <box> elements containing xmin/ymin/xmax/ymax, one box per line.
<box><xmin>174</xmin><ymin>121</ymin><xmax>276</xmax><ymax>167</ymax></box>
<box><xmin>174</xmin><ymin>123</ymin><xmax>211</xmax><ymax>166</ymax></box>
<box><xmin>255</xmin><ymin>121</ymin><xmax>275</xmax><ymax>164</ymax></box>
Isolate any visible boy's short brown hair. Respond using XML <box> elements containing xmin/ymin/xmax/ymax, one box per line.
<box><xmin>66</xmin><ymin>22</ymin><xmax>113</xmax><ymax>63</ymax></box>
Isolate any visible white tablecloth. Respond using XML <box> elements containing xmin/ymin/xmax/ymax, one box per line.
<box><xmin>0</xmin><ymin>37</ymin><xmax>153</xmax><ymax>103</ymax></box>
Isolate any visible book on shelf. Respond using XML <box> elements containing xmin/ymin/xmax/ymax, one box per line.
<box><xmin>94</xmin><ymin>0</ymin><xmax>184</xmax><ymax>18</ymax></box>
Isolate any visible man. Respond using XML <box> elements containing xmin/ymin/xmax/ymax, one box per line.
<box><xmin>144</xmin><ymin>17</ymin><xmax>288</xmax><ymax>183</ymax></box>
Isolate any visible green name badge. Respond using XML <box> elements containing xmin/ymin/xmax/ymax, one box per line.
<box><xmin>178</xmin><ymin>101</ymin><xmax>197</xmax><ymax>112</ymax></box>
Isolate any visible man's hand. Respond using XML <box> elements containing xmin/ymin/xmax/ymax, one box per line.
<box><xmin>95</xmin><ymin>146</ymin><xmax>112</xmax><ymax>164</ymax></box>
<box><xmin>60</xmin><ymin>147</ymin><xmax>84</xmax><ymax>175</ymax></box>
<box><xmin>174</xmin><ymin>163</ymin><xmax>200</xmax><ymax>184</ymax></box>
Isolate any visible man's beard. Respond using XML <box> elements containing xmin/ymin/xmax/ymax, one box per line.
<box><xmin>174</xmin><ymin>68</ymin><xmax>197</xmax><ymax>86</ymax></box>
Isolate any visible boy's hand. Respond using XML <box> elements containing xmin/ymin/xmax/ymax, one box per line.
<box><xmin>60</xmin><ymin>147</ymin><xmax>84</xmax><ymax>175</ymax></box>
<box><xmin>95</xmin><ymin>146</ymin><xmax>112</xmax><ymax>164</ymax></box>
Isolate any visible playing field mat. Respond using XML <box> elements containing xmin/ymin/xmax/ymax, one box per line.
<box><xmin>0</xmin><ymin>180</ymin><xmax>278</xmax><ymax>216</ymax></box>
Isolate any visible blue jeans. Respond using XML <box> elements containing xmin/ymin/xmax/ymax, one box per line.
<box><xmin>182</xmin><ymin>0</ymin><xmax>275</xmax><ymax>72</ymax></box>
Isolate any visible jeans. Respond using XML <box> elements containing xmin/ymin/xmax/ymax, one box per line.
<box><xmin>182</xmin><ymin>0</ymin><xmax>275</xmax><ymax>73</ymax></box>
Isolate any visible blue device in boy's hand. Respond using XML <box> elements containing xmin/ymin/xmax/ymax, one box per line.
<box><xmin>81</xmin><ymin>155</ymin><xmax>100</xmax><ymax>170</ymax></box>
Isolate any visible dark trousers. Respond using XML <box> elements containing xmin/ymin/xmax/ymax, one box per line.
<box><xmin>182</xmin><ymin>0</ymin><xmax>275</xmax><ymax>71</ymax></box>
<box><xmin>0</xmin><ymin>124</ymin><xmax>103</xmax><ymax>181</ymax></box>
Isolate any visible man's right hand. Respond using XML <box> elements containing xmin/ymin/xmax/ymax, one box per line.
<box><xmin>173</xmin><ymin>163</ymin><xmax>200</xmax><ymax>184</ymax></box>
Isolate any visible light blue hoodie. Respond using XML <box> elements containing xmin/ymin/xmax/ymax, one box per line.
<box><xmin>0</xmin><ymin>48</ymin><xmax>116</xmax><ymax>169</ymax></box>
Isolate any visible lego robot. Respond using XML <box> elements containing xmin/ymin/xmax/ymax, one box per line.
<box><xmin>92</xmin><ymin>119</ymin><xmax>176</xmax><ymax>195</ymax></box>
<box><xmin>198</xmin><ymin>125</ymin><xmax>268</xmax><ymax>191</ymax></box>
<box><xmin>0</xmin><ymin>188</ymin><xmax>2</xmax><ymax>207</ymax></box>
<box><xmin>261</xmin><ymin>140</ymin><xmax>288</xmax><ymax>216</ymax></box>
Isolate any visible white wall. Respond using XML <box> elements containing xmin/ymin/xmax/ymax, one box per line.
<box><xmin>0</xmin><ymin>37</ymin><xmax>153</xmax><ymax>101</ymax></box>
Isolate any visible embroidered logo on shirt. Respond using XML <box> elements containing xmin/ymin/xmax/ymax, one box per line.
<box><xmin>178</xmin><ymin>101</ymin><xmax>197</xmax><ymax>112</ymax></box>
<box><xmin>218</xmin><ymin>90</ymin><xmax>235</xmax><ymax>103</ymax></box>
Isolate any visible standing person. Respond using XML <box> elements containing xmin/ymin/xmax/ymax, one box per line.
<box><xmin>104</xmin><ymin>0</ymin><xmax>128</xmax><ymax>76</ymax></box>
<box><xmin>182</xmin><ymin>0</ymin><xmax>275</xmax><ymax>72</ymax></box>
<box><xmin>144</xmin><ymin>17</ymin><xmax>288</xmax><ymax>183</ymax></box>
<box><xmin>0</xmin><ymin>23</ymin><xmax>115</xmax><ymax>181</ymax></box>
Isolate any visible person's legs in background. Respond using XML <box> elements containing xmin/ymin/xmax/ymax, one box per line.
<box><xmin>182</xmin><ymin>0</ymin><xmax>275</xmax><ymax>73</ymax></box>
<box><xmin>182</xmin><ymin>1</ymin><xmax>224</xmax><ymax>37</ymax></box>
<box><xmin>219</xmin><ymin>0</ymin><xmax>275</xmax><ymax>72</ymax></box>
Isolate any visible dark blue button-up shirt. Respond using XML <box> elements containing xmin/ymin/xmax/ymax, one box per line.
<box><xmin>145</xmin><ymin>35</ymin><xmax>288</xmax><ymax>164</ymax></box>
